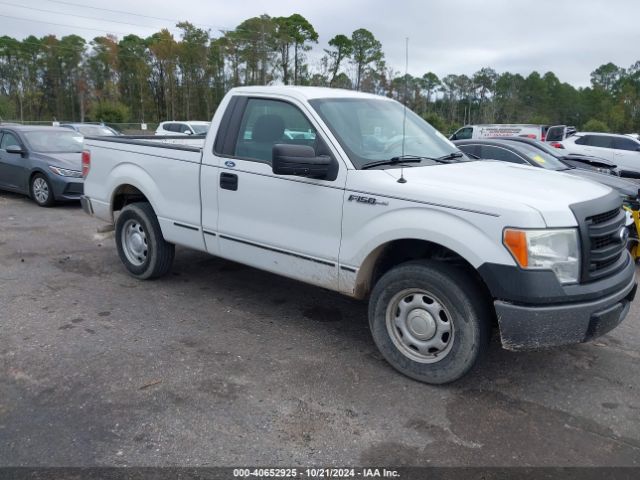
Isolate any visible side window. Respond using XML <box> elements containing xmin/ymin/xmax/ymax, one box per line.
<box><xmin>479</xmin><ymin>145</ymin><xmax>525</xmax><ymax>163</ymax></box>
<box><xmin>179</xmin><ymin>124</ymin><xmax>192</xmax><ymax>134</ymax></box>
<box><xmin>0</xmin><ymin>132</ymin><xmax>19</xmax><ymax>150</ymax></box>
<box><xmin>234</xmin><ymin>98</ymin><xmax>317</xmax><ymax>164</ymax></box>
<box><xmin>574</xmin><ymin>135</ymin><xmax>588</xmax><ymax>145</ymax></box>
<box><xmin>588</xmin><ymin>135</ymin><xmax>613</xmax><ymax>148</ymax></box>
<box><xmin>165</xmin><ymin>123</ymin><xmax>180</xmax><ymax>133</ymax></box>
<box><xmin>613</xmin><ymin>137</ymin><xmax>639</xmax><ymax>151</ymax></box>
<box><xmin>452</xmin><ymin>127</ymin><xmax>472</xmax><ymax>140</ymax></box>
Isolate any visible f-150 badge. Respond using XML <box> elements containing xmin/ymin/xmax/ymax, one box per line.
<box><xmin>348</xmin><ymin>194</ymin><xmax>388</xmax><ymax>206</ymax></box>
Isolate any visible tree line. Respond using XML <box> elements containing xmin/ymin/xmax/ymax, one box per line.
<box><xmin>1</xmin><ymin>13</ymin><xmax>639</xmax><ymax>134</ymax></box>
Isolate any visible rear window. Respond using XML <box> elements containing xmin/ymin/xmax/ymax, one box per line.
<box><xmin>505</xmin><ymin>142</ymin><xmax>568</xmax><ymax>170</ymax></box>
<box><xmin>613</xmin><ymin>137</ymin><xmax>639</xmax><ymax>151</ymax></box>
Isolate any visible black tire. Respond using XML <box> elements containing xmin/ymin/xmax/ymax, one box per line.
<box><xmin>368</xmin><ymin>260</ymin><xmax>491</xmax><ymax>384</ymax></box>
<box><xmin>115</xmin><ymin>202</ymin><xmax>175</xmax><ymax>279</ymax></box>
<box><xmin>30</xmin><ymin>173</ymin><xmax>55</xmax><ymax>207</ymax></box>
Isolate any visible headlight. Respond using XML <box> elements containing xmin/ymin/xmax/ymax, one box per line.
<box><xmin>503</xmin><ymin>228</ymin><xmax>580</xmax><ymax>284</ymax></box>
<box><xmin>48</xmin><ymin>165</ymin><xmax>83</xmax><ymax>178</ymax></box>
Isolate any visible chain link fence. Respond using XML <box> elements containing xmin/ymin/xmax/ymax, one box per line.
<box><xmin>0</xmin><ymin>120</ymin><xmax>159</xmax><ymax>135</ymax></box>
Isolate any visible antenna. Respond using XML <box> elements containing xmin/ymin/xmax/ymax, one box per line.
<box><xmin>398</xmin><ymin>37</ymin><xmax>409</xmax><ymax>184</ymax></box>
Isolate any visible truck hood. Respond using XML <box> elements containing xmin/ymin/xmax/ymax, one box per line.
<box><xmin>374</xmin><ymin>160</ymin><xmax>613</xmax><ymax>227</ymax></box>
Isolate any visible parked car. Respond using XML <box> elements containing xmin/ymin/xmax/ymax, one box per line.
<box><xmin>80</xmin><ymin>86</ymin><xmax>636</xmax><ymax>385</ymax></box>
<box><xmin>0</xmin><ymin>126</ymin><xmax>84</xmax><ymax>206</ymax></box>
<box><xmin>558</xmin><ymin>132</ymin><xmax>640</xmax><ymax>179</ymax></box>
<box><xmin>155</xmin><ymin>121</ymin><xmax>210</xmax><ymax>136</ymax></box>
<box><xmin>500</xmin><ymin>136</ymin><xmax>620</xmax><ymax>175</ymax></box>
<box><xmin>61</xmin><ymin>123</ymin><xmax>120</xmax><ymax>136</ymax></box>
<box><xmin>454</xmin><ymin>138</ymin><xmax>638</xmax><ymax>201</ymax></box>
<box><xmin>449</xmin><ymin>124</ymin><xmax>563</xmax><ymax>141</ymax></box>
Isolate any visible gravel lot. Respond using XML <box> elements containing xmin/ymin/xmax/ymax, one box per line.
<box><xmin>1</xmin><ymin>191</ymin><xmax>639</xmax><ymax>467</ymax></box>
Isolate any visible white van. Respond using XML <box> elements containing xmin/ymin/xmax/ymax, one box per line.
<box><xmin>450</xmin><ymin>124</ymin><xmax>565</xmax><ymax>142</ymax></box>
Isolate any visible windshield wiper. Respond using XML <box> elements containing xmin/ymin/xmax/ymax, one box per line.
<box><xmin>436</xmin><ymin>152</ymin><xmax>465</xmax><ymax>163</ymax></box>
<box><xmin>360</xmin><ymin>152</ymin><xmax>466</xmax><ymax>170</ymax></box>
<box><xmin>361</xmin><ymin>155</ymin><xmax>425</xmax><ymax>170</ymax></box>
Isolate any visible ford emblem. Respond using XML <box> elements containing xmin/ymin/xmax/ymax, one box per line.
<box><xmin>225</xmin><ymin>160</ymin><xmax>236</xmax><ymax>168</ymax></box>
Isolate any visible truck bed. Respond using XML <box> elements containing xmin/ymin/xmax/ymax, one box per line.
<box><xmin>83</xmin><ymin>134</ymin><xmax>206</xmax><ymax>252</ymax></box>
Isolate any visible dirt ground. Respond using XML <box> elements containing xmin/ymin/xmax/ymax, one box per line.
<box><xmin>1</xmin><ymin>191</ymin><xmax>639</xmax><ymax>467</ymax></box>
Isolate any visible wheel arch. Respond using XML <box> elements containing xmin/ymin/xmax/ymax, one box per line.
<box><xmin>106</xmin><ymin>165</ymin><xmax>163</xmax><ymax>222</ymax></box>
<box><xmin>111</xmin><ymin>183</ymin><xmax>153</xmax><ymax>214</ymax></box>
<box><xmin>352</xmin><ymin>238</ymin><xmax>492</xmax><ymax>301</ymax></box>
<box><xmin>28</xmin><ymin>168</ymin><xmax>49</xmax><ymax>188</ymax></box>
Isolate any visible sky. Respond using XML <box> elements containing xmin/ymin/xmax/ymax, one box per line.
<box><xmin>1</xmin><ymin>0</ymin><xmax>639</xmax><ymax>87</ymax></box>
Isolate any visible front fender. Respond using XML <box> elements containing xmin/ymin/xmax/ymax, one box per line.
<box><xmin>339</xmin><ymin>206</ymin><xmax>518</xmax><ymax>297</ymax></box>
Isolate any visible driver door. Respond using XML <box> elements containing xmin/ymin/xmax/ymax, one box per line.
<box><xmin>204</xmin><ymin>96</ymin><xmax>347</xmax><ymax>290</ymax></box>
<box><xmin>0</xmin><ymin>131</ymin><xmax>28</xmax><ymax>192</ymax></box>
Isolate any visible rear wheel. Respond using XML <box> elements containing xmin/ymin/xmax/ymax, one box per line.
<box><xmin>30</xmin><ymin>174</ymin><xmax>54</xmax><ymax>207</ymax></box>
<box><xmin>368</xmin><ymin>260</ymin><xmax>491</xmax><ymax>384</ymax></box>
<box><xmin>115</xmin><ymin>202</ymin><xmax>174</xmax><ymax>279</ymax></box>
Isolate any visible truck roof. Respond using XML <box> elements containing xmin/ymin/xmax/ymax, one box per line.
<box><xmin>228</xmin><ymin>85</ymin><xmax>390</xmax><ymax>101</ymax></box>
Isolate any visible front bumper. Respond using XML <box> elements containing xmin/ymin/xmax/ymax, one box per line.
<box><xmin>495</xmin><ymin>273</ymin><xmax>637</xmax><ymax>351</ymax></box>
<box><xmin>49</xmin><ymin>173</ymin><xmax>84</xmax><ymax>201</ymax></box>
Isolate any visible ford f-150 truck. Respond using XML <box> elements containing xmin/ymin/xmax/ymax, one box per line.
<box><xmin>80</xmin><ymin>86</ymin><xmax>637</xmax><ymax>384</ymax></box>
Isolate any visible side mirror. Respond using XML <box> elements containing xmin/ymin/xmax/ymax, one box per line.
<box><xmin>6</xmin><ymin>145</ymin><xmax>23</xmax><ymax>155</ymax></box>
<box><xmin>272</xmin><ymin>144</ymin><xmax>331</xmax><ymax>178</ymax></box>
<box><xmin>184</xmin><ymin>130</ymin><xmax>193</xmax><ymax>135</ymax></box>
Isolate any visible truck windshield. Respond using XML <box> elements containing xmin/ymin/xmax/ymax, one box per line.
<box><xmin>310</xmin><ymin>98</ymin><xmax>467</xmax><ymax>169</ymax></box>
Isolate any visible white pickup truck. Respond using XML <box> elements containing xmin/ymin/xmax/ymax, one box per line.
<box><xmin>81</xmin><ymin>86</ymin><xmax>637</xmax><ymax>384</ymax></box>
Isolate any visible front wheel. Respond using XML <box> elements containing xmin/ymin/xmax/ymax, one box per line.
<box><xmin>30</xmin><ymin>173</ymin><xmax>54</xmax><ymax>207</ymax></box>
<box><xmin>368</xmin><ymin>260</ymin><xmax>491</xmax><ymax>384</ymax></box>
<box><xmin>115</xmin><ymin>202</ymin><xmax>175</xmax><ymax>279</ymax></box>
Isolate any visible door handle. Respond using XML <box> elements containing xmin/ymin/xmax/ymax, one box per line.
<box><xmin>220</xmin><ymin>172</ymin><xmax>238</xmax><ymax>191</ymax></box>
